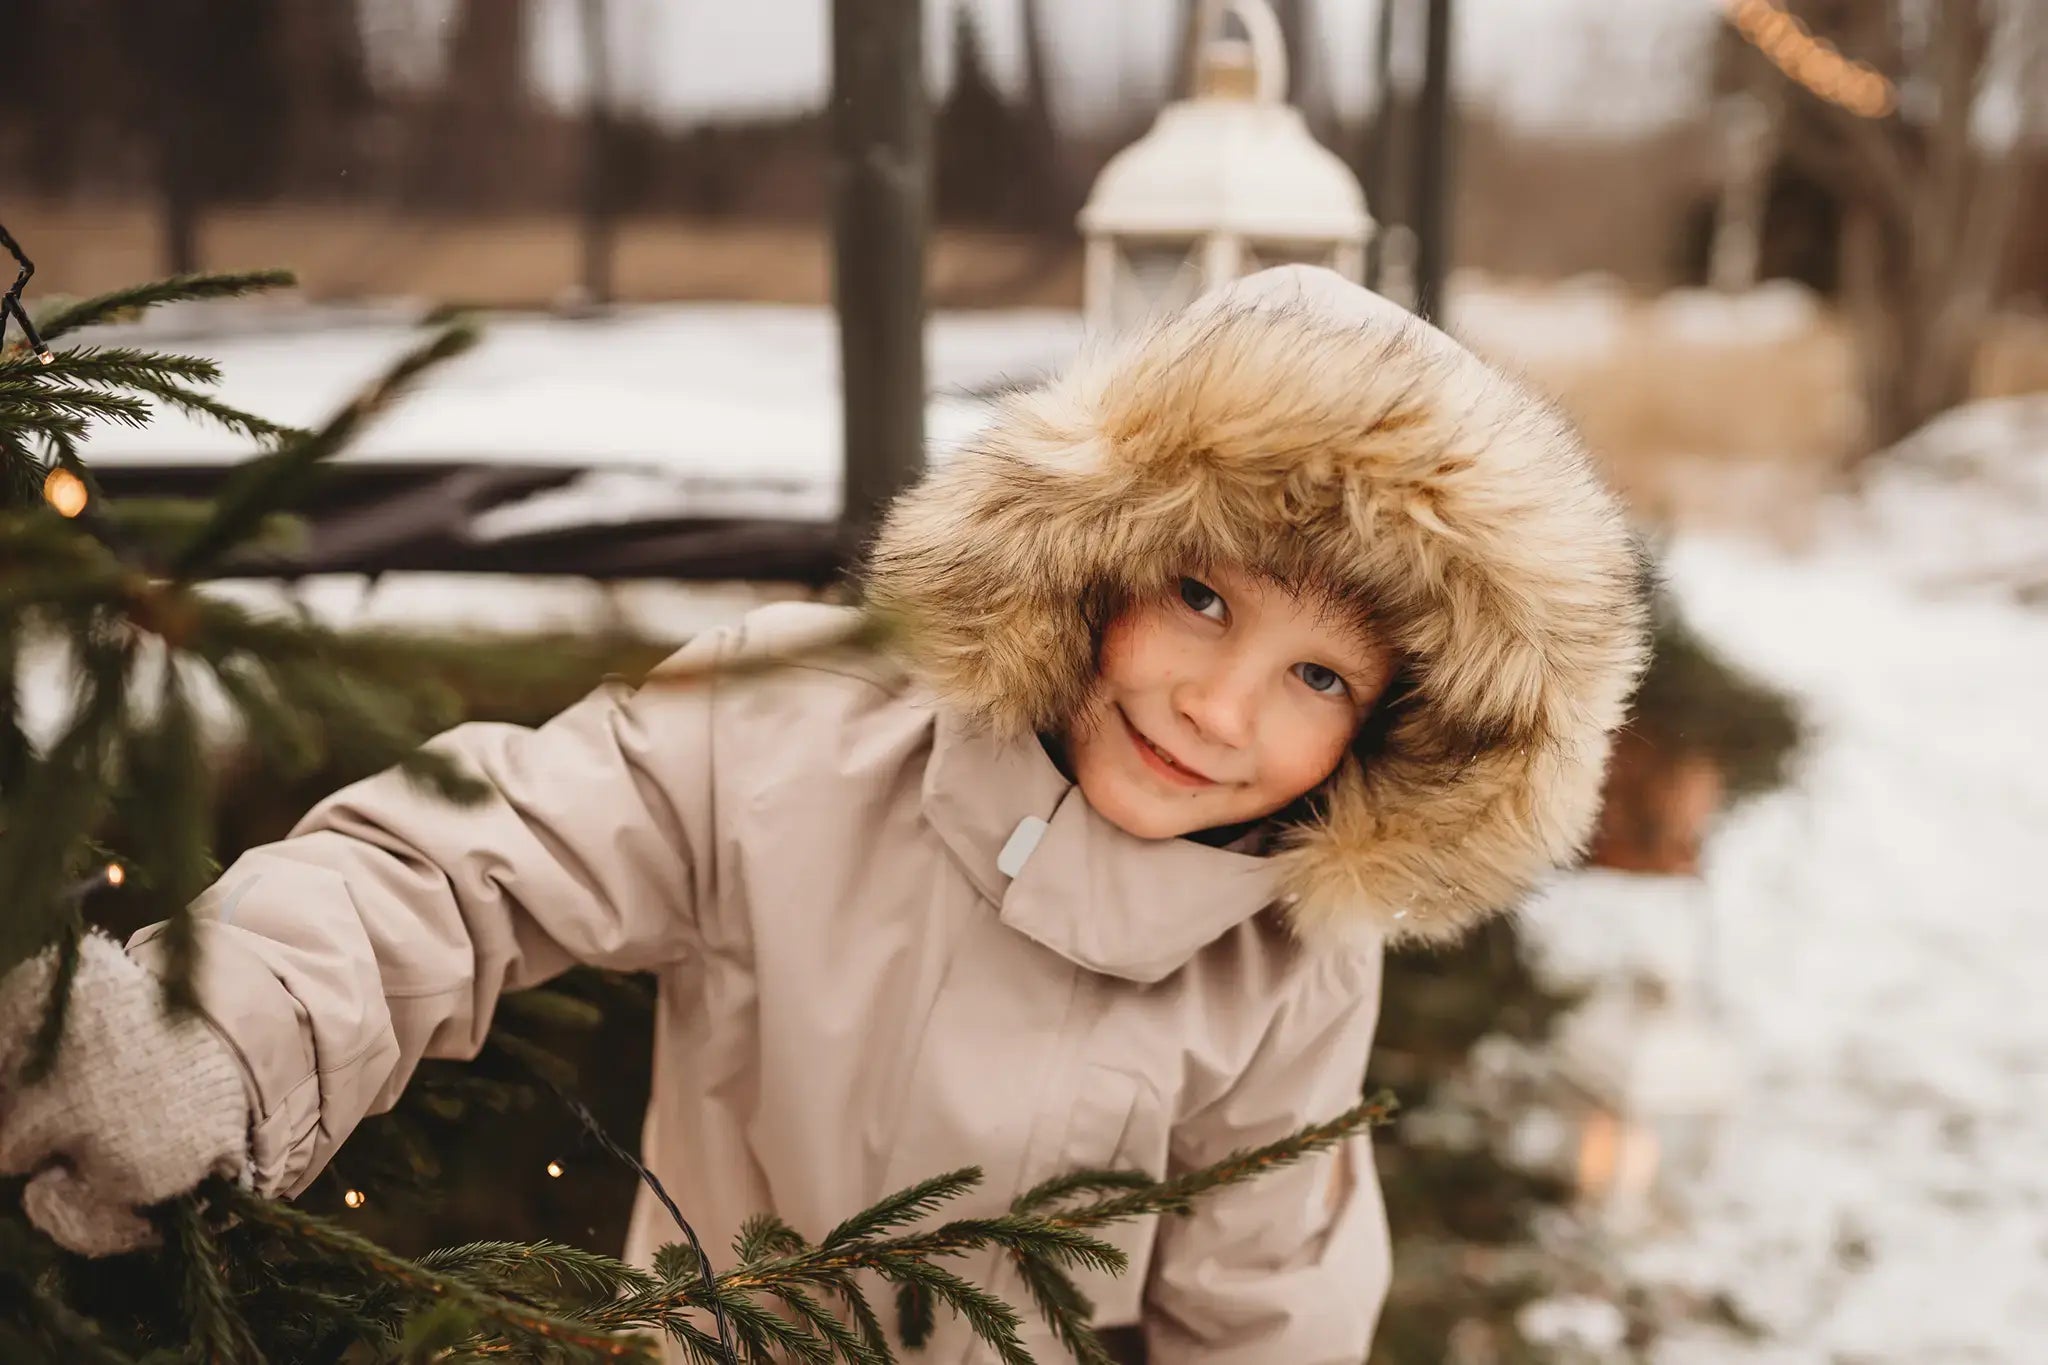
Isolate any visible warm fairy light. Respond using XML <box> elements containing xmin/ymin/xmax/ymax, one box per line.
<box><xmin>104</xmin><ymin>863</ymin><xmax>125</xmax><ymax>887</ymax></box>
<box><xmin>1724</xmin><ymin>0</ymin><xmax>1896</xmax><ymax>118</ymax></box>
<box><xmin>546</xmin><ymin>1160</ymin><xmax>564</xmax><ymax>1178</ymax></box>
<box><xmin>1576</xmin><ymin>1108</ymin><xmax>1620</xmax><ymax>1196</ymax></box>
<box><xmin>42</xmin><ymin>467</ymin><xmax>88</xmax><ymax>518</ymax></box>
<box><xmin>1576</xmin><ymin>1107</ymin><xmax>1661</xmax><ymax>1212</ymax></box>
<box><xmin>343</xmin><ymin>1188</ymin><xmax>366</xmax><ymax>1209</ymax></box>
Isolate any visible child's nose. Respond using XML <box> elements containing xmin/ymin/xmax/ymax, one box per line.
<box><xmin>1174</xmin><ymin>674</ymin><xmax>1257</xmax><ymax>750</ymax></box>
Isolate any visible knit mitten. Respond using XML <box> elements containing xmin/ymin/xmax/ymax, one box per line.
<box><xmin>0</xmin><ymin>932</ymin><xmax>251</xmax><ymax>1255</ymax></box>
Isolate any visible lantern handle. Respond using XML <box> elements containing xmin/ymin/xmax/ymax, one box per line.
<box><xmin>1199</xmin><ymin>0</ymin><xmax>1289</xmax><ymax>105</ymax></box>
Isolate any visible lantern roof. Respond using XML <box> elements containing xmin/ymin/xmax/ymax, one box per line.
<box><xmin>1079</xmin><ymin>74</ymin><xmax>1370</xmax><ymax>243</ymax></box>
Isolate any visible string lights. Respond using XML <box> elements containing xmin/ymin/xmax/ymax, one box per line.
<box><xmin>62</xmin><ymin>862</ymin><xmax>125</xmax><ymax>902</ymax></box>
<box><xmin>0</xmin><ymin>218</ymin><xmax>54</xmax><ymax>364</ymax></box>
<box><xmin>1723</xmin><ymin>0</ymin><xmax>1897</xmax><ymax>118</ymax></box>
<box><xmin>43</xmin><ymin>467</ymin><xmax>88</xmax><ymax>518</ymax></box>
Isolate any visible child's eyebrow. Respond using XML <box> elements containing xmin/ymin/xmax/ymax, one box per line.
<box><xmin>1301</xmin><ymin>594</ymin><xmax>1389</xmax><ymax>666</ymax></box>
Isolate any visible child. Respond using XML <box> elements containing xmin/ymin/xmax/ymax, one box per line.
<box><xmin>0</xmin><ymin>265</ymin><xmax>1647</xmax><ymax>1362</ymax></box>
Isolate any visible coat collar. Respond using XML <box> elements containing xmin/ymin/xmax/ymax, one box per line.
<box><xmin>919</xmin><ymin>697</ymin><xmax>1285</xmax><ymax>984</ymax></box>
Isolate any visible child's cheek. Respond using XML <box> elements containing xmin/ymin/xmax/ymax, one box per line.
<box><xmin>1265</xmin><ymin>713</ymin><xmax>1355</xmax><ymax>804</ymax></box>
<box><xmin>1097</xmin><ymin>604</ymin><xmax>1172</xmax><ymax>691</ymax></box>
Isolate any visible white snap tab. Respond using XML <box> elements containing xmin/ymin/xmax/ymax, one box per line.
<box><xmin>997</xmin><ymin>816</ymin><xmax>1050</xmax><ymax>878</ymax></box>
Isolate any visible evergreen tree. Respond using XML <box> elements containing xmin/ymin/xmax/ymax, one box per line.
<box><xmin>0</xmin><ymin>240</ymin><xmax>1389</xmax><ymax>1363</ymax></box>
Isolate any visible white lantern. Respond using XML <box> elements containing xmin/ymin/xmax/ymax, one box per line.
<box><xmin>1555</xmin><ymin>973</ymin><xmax>1745</xmax><ymax>1233</ymax></box>
<box><xmin>1077</xmin><ymin>0</ymin><xmax>1375</xmax><ymax>333</ymax></box>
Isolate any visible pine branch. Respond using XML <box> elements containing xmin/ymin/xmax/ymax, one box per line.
<box><xmin>135</xmin><ymin>1098</ymin><xmax>1390</xmax><ymax>1365</ymax></box>
<box><xmin>821</xmin><ymin>1168</ymin><xmax>983</xmax><ymax>1249</ymax></box>
<box><xmin>95</xmin><ymin>499</ymin><xmax>307</xmax><ymax>567</ymax></box>
<box><xmin>163</xmin><ymin>1196</ymin><xmax>267</xmax><ymax>1365</ymax></box>
<box><xmin>1049</xmin><ymin>1095</ymin><xmax>1394</xmax><ymax>1230</ymax></box>
<box><xmin>142</xmin><ymin>382</ymin><xmax>300</xmax><ymax>446</ymax></box>
<box><xmin>415</xmin><ymin>1241</ymin><xmax>658</xmax><ymax>1308</ymax></box>
<box><xmin>170</xmin><ymin>322</ymin><xmax>478</xmax><ymax>576</ymax></box>
<box><xmin>0</xmin><ymin>636</ymin><xmax>132</xmax><ymax>977</ymax></box>
<box><xmin>0</xmin><ymin>384</ymin><xmax>153</xmax><ymax>428</ymax></box>
<box><xmin>31</xmin><ymin>270</ymin><xmax>296</xmax><ymax>342</ymax></box>
<box><xmin>2</xmin><ymin>345</ymin><xmax>219</xmax><ymax>388</ymax></box>
<box><xmin>15</xmin><ymin>346</ymin><xmax>298</xmax><ymax>445</ymax></box>
<box><xmin>1010</xmin><ymin>1169</ymin><xmax>1153</xmax><ymax>1214</ymax></box>
<box><xmin>1009</xmin><ymin>1255</ymin><xmax>1112</xmax><ymax>1365</ymax></box>
<box><xmin>211</xmin><ymin>1183</ymin><xmax>657</xmax><ymax>1365</ymax></box>
<box><xmin>894</xmin><ymin>1282</ymin><xmax>934</xmax><ymax>1350</ymax></box>
<box><xmin>112</xmin><ymin>664</ymin><xmax>215</xmax><ymax>1016</ymax></box>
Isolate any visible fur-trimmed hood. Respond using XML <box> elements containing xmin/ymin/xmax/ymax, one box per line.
<box><xmin>862</xmin><ymin>266</ymin><xmax>1649</xmax><ymax>947</ymax></box>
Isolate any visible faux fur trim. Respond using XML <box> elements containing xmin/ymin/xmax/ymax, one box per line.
<box><xmin>862</xmin><ymin>266</ymin><xmax>1650</xmax><ymax>948</ymax></box>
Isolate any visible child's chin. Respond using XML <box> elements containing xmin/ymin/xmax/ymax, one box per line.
<box><xmin>1090</xmin><ymin>784</ymin><xmax>1210</xmax><ymax>841</ymax></box>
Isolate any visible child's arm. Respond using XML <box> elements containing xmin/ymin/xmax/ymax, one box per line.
<box><xmin>1141</xmin><ymin>949</ymin><xmax>1391</xmax><ymax>1365</ymax></box>
<box><xmin>120</xmin><ymin>617</ymin><xmax>753</xmax><ymax>1203</ymax></box>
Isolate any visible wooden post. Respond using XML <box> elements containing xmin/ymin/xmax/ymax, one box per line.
<box><xmin>578</xmin><ymin>0</ymin><xmax>617</xmax><ymax>308</ymax></box>
<box><xmin>830</xmin><ymin>0</ymin><xmax>929</xmax><ymax>559</ymax></box>
<box><xmin>1412</xmin><ymin>0</ymin><xmax>1454</xmax><ymax>321</ymax></box>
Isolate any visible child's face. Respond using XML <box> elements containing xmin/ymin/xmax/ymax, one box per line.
<box><xmin>1063</xmin><ymin>564</ymin><xmax>1398</xmax><ymax>841</ymax></box>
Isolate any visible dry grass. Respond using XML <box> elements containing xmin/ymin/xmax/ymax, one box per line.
<box><xmin>7</xmin><ymin>200</ymin><xmax>1083</xmax><ymax>310</ymax></box>
<box><xmin>1459</xmin><ymin>277</ymin><xmax>2048</xmax><ymax>544</ymax></box>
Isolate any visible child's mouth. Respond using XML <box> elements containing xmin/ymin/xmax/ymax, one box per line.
<box><xmin>1121</xmin><ymin>709</ymin><xmax>1216</xmax><ymax>788</ymax></box>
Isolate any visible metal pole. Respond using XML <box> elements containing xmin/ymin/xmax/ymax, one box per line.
<box><xmin>1412</xmin><ymin>0</ymin><xmax>1454</xmax><ymax>321</ymax></box>
<box><xmin>830</xmin><ymin>0</ymin><xmax>929</xmax><ymax>560</ymax></box>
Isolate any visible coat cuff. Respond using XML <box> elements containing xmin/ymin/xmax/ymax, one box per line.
<box><xmin>126</xmin><ymin>921</ymin><xmax>325</xmax><ymax>1199</ymax></box>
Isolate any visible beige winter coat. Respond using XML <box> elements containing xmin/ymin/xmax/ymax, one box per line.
<box><xmin>127</xmin><ymin>266</ymin><xmax>1647</xmax><ymax>1363</ymax></box>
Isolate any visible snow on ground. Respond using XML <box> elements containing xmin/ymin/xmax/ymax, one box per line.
<box><xmin>1519</xmin><ymin>403</ymin><xmax>2048</xmax><ymax>1362</ymax></box>
<box><xmin>1810</xmin><ymin>394</ymin><xmax>2048</xmax><ymax>605</ymax></box>
<box><xmin>84</xmin><ymin>301</ymin><xmax>1082</xmax><ymax>506</ymax></box>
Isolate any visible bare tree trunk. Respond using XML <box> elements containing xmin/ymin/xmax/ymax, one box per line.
<box><xmin>1361</xmin><ymin>0</ymin><xmax>1401</xmax><ymax>292</ymax></box>
<box><xmin>1766</xmin><ymin>0</ymin><xmax>2044</xmax><ymax>459</ymax></box>
<box><xmin>1708</xmin><ymin>88</ymin><xmax>1778</xmax><ymax>293</ymax></box>
<box><xmin>578</xmin><ymin>0</ymin><xmax>618</xmax><ymax>308</ymax></box>
<box><xmin>1019</xmin><ymin>0</ymin><xmax>1054</xmax><ymax>141</ymax></box>
<box><xmin>830</xmin><ymin>0</ymin><xmax>929</xmax><ymax>557</ymax></box>
<box><xmin>416</xmin><ymin>0</ymin><xmax>529</xmax><ymax>210</ymax></box>
<box><xmin>139</xmin><ymin>0</ymin><xmax>203</xmax><ymax>274</ymax></box>
<box><xmin>1412</xmin><ymin>0</ymin><xmax>1455</xmax><ymax>321</ymax></box>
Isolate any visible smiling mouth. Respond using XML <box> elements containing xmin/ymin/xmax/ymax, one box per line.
<box><xmin>1120</xmin><ymin>709</ymin><xmax>1217</xmax><ymax>786</ymax></box>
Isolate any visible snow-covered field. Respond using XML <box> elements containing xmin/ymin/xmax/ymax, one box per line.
<box><xmin>1521</xmin><ymin>397</ymin><xmax>2048</xmax><ymax>1363</ymax></box>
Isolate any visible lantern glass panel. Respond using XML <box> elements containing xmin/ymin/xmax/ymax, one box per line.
<box><xmin>1243</xmin><ymin>240</ymin><xmax>1343</xmax><ymax>274</ymax></box>
<box><xmin>1114</xmin><ymin>237</ymin><xmax>1206</xmax><ymax>324</ymax></box>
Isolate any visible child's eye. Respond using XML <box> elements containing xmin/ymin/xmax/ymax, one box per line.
<box><xmin>1178</xmin><ymin>576</ymin><xmax>1226</xmax><ymax>621</ymax></box>
<box><xmin>1294</xmin><ymin>663</ymin><xmax>1343</xmax><ymax>699</ymax></box>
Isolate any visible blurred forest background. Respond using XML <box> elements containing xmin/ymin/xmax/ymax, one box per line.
<box><xmin>6</xmin><ymin>0</ymin><xmax>2046</xmax><ymax>527</ymax></box>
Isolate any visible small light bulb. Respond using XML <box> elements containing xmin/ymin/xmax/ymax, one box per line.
<box><xmin>42</xmin><ymin>468</ymin><xmax>88</xmax><ymax>518</ymax></box>
<box><xmin>105</xmin><ymin>863</ymin><xmax>126</xmax><ymax>887</ymax></box>
<box><xmin>546</xmin><ymin>1160</ymin><xmax>564</xmax><ymax>1179</ymax></box>
<box><xmin>343</xmin><ymin>1188</ymin><xmax>366</xmax><ymax>1209</ymax></box>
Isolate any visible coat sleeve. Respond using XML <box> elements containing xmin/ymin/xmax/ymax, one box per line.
<box><xmin>1141</xmin><ymin>946</ymin><xmax>1392</xmax><ymax>1365</ymax></box>
<box><xmin>123</xmin><ymin>619</ymin><xmax>749</xmax><ymax>1201</ymax></box>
